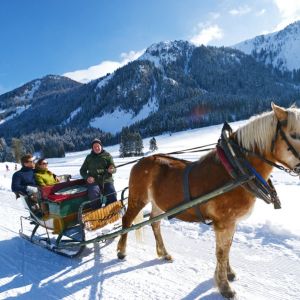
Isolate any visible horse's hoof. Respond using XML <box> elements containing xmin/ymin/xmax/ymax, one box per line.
<box><xmin>117</xmin><ymin>252</ymin><xmax>126</xmax><ymax>260</ymax></box>
<box><xmin>163</xmin><ymin>254</ymin><xmax>173</xmax><ymax>261</ymax></box>
<box><xmin>221</xmin><ymin>289</ymin><xmax>236</xmax><ymax>299</ymax></box>
<box><xmin>227</xmin><ymin>272</ymin><xmax>236</xmax><ymax>282</ymax></box>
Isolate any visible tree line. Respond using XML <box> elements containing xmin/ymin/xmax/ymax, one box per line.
<box><xmin>0</xmin><ymin>128</ymin><xmax>159</xmax><ymax>162</ymax></box>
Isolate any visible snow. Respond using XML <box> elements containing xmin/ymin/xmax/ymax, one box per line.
<box><xmin>61</xmin><ymin>107</ymin><xmax>82</xmax><ymax>125</ymax></box>
<box><xmin>0</xmin><ymin>105</ymin><xmax>31</xmax><ymax>125</ymax></box>
<box><xmin>139</xmin><ymin>41</ymin><xmax>195</xmax><ymax>71</ymax></box>
<box><xmin>89</xmin><ymin>97</ymin><xmax>159</xmax><ymax>134</ymax></box>
<box><xmin>1</xmin><ymin>121</ymin><xmax>300</xmax><ymax>300</ymax></box>
<box><xmin>233</xmin><ymin>22</ymin><xmax>300</xmax><ymax>71</ymax></box>
<box><xmin>96</xmin><ymin>74</ymin><xmax>114</xmax><ymax>90</ymax></box>
<box><xmin>19</xmin><ymin>80</ymin><xmax>41</xmax><ymax>101</ymax></box>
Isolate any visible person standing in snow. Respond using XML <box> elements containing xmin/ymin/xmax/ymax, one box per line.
<box><xmin>80</xmin><ymin>139</ymin><xmax>117</xmax><ymax>206</ymax></box>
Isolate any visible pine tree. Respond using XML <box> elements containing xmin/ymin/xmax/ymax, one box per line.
<box><xmin>149</xmin><ymin>137</ymin><xmax>158</xmax><ymax>152</ymax></box>
<box><xmin>119</xmin><ymin>128</ymin><xmax>144</xmax><ymax>157</ymax></box>
<box><xmin>0</xmin><ymin>138</ymin><xmax>7</xmax><ymax>162</ymax></box>
<box><xmin>11</xmin><ymin>138</ymin><xmax>23</xmax><ymax>163</ymax></box>
<box><xmin>134</xmin><ymin>132</ymin><xmax>144</xmax><ymax>156</ymax></box>
<box><xmin>119</xmin><ymin>127</ymin><xmax>131</xmax><ymax>157</ymax></box>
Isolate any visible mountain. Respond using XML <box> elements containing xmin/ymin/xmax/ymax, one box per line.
<box><xmin>0</xmin><ymin>75</ymin><xmax>81</xmax><ymax>125</ymax></box>
<box><xmin>0</xmin><ymin>39</ymin><xmax>300</xmax><ymax>157</ymax></box>
<box><xmin>233</xmin><ymin>21</ymin><xmax>300</xmax><ymax>74</ymax></box>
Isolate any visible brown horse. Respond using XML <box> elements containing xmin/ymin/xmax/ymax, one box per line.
<box><xmin>117</xmin><ymin>103</ymin><xmax>300</xmax><ymax>298</ymax></box>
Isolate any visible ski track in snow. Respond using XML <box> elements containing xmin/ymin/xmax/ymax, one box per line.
<box><xmin>1</xmin><ymin>124</ymin><xmax>300</xmax><ymax>300</ymax></box>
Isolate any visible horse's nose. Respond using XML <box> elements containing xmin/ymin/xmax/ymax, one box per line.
<box><xmin>294</xmin><ymin>163</ymin><xmax>300</xmax><ymax>175</ymax></box>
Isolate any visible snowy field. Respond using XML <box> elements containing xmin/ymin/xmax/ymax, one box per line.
<box><xmin>1</xmin><ymin>121</ymin><xmax>300</xmax><ymax>300</ymax></box>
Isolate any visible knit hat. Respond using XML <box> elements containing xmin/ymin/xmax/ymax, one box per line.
<box><xmin>91</xmin><ymin>138</ymin><xmax>102</xmax><ymax>147</ymax></box>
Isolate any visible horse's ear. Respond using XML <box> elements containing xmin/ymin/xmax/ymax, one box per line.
<box><xmin>271</xmin><ymin>102</ymin><xmax>288</xmax><ymax>121</ymax></box>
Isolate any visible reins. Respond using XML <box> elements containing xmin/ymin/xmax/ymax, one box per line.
<box><xmin>234</xmin><ymin>143</ymin><xmax>300</xmax><ymax>177</ymax></box>
<box><xmin>115</xmin><ymin>143</ymin><xmax>216</xmax><ymax>169</ymax></box>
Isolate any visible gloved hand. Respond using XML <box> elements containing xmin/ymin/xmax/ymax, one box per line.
<box><xmin>26</xmin><ymin>186</ymin><xmax>38</xmax><ymax>195</ymax></box>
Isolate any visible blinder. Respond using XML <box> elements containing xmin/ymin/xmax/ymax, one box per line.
<box><xmin>271</xmin><ymin>120</ymin><xmax>300</xmax><ymax>175</ymax></box>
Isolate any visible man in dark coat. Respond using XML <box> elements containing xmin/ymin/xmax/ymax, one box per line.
<box><xmin>11</xmin><ymin>154</ymin><xmax>36</xmax><ymax>196</ymax></box>
<box><xmin>80</xmin><ymin>139</ymin><xmax>117</xmax><ymax>206</ymax></box>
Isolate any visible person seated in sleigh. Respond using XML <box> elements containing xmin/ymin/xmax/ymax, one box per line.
<box><xmin>35</xmin><ymin>158</ymin><xmax>60</xmax><ymax>187</ymax></box>
<box><xmin>11</xmin><ymin>154</ymin><xmax>37</xmax><ymax>198</ymax></box>
<box><xmin>11</xmin><ymin>154</ymin><xmax>44</xmax><ymax>214</ymax></box>
<box><xmin>80</xmin><ymin>138</ymin><xmax>117</xmax><ymax>208</ymax></box>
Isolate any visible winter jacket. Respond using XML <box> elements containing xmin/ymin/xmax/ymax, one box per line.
<box><xmin>35</xmin><ymin>169</ymin><xmax>58</xmax><ymax>186</ymax></box>
<box><xmin>80</xmin><ymin>150</ymin><xmax>116</xmax><ymax>185</ymax></box>
<box><xmin>11</xmin><ymin>167</ymin><xmax>36</xmax><ymax>195</ymax></box>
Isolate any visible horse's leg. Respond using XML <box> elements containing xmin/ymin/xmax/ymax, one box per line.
<box><xmin>117</xmin><ymin>200</ymin><xmax>147</xmax><ymax>260</ymax></box>
<box><xmin>227</xmin><ymin>261</ymin><xmax>236</xmax><ymax>282</ymax></box>
<box><xmin>150</xmin><ymin>202</ymin><xmax>172</xmax><ymax>261</ymax></box>
<box><xmin>227</xmin><ymin>234</ymin><xmax>236</xmax><ymax>282</ymax></box>
<box><xmin>214</xmin><ymin>223</ymin><xmax>236</xmax><ymax>298</ymax></box>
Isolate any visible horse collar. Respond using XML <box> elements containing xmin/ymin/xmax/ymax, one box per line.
<box><xmin>218</xmin><ymin>122</ymin><xmax>281</xmax><ymax>209</ymax></box>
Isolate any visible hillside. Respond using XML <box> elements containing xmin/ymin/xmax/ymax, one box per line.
<box><xmin>0</xmin><ymin>44</ymin><xmax>299</xmax><ymax>139</ymax></box>
<box><xmin>0</xmin><ymin>75</ymin><xmax>81</xmax><ymax>126</ymax></box>
<box><xmin>233</xmin><ymin>20</ymin><xmax>300</xmax><ymax>75</ymax></box>
<box><xmin>0</xmin><ymin>22</ymin><xmax>300</xmax><ymax>157</ymax></box>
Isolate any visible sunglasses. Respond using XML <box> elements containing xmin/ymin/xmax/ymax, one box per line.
<box><xmin>26</xmin><ymin>160</ymin><xmax>35</xmax><ymax>163</ymax></box>
<box><xmin>40</xmin><ymin>162</ymin><xmax>48</xmax><ymax>165</ymax></box>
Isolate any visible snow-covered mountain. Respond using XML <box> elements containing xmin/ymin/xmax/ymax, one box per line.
<box><xmin>233</xmin><ymin>21</ymin><xmax>300</xmax><ymax>72</ymax></box>
<box><xmin>1</xmin><ymin>34</ymin><xmax>300</xmax><ymax>156</ymax></box>
<box><xmin>0</xmin><ymin>75</ymin><xmax>81</xmax><ymax>125</ymax></box>
<box><xmin>138</xmin><ymin>40</ymin><xmax>195</xmax><ymax>72</ymax></box>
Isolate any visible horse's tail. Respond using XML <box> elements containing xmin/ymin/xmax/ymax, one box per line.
<box><xmin>133</xmin><ymin>210</ymin><xmax>144</xmax><ymax>243</ymax></box>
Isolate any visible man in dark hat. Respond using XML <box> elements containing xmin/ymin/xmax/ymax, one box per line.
<box><xmin>80</xmin><ymin>139</ymin><xmax>117</xmax><ymax>206</ymax></box>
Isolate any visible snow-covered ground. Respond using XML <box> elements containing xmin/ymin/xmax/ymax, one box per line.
<box><xmin>1</xmin><ymin>121</ymin><xmax>300</xmax><ymax>300</ymax></box>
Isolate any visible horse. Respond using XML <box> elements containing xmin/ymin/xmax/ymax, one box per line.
<box><xmin>117</xmin><ymin>103</ymin><xmax>300</xmax><ymax>299</ymax></box>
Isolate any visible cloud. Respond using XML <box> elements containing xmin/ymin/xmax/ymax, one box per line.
<box><xmin>209</xmin><ymin>12</ymin><xmax>221</xmax><ymax>20</ymax></box>
<box><xmin>63</xmin><ymin>50</ymin><xmax>145</xmax><ymax>83</ymax></box>
<box><xmin>229</xmin><ymin>5</ymin><xmax>252</xmax><ymax>16</ymax></box>
<box><xmin>273</xmin><ymin>0</ymin><xmax>300</xmax><ymax>30</ymax></box>
<box><xmin>190</xmin><ymin>24</ymin><xmax>223</xmax><ymax>46</ymax></box>
<box><xmin>256</xmin><ymin>9</ymin><xmax>266</xmax><ymax>16</ymax></box>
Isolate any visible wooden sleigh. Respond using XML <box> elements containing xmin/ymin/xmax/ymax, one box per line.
<box><xmin>19</xmin><ymin>178</ymin><xmax>126</xmax><ymax>257</ymax></box>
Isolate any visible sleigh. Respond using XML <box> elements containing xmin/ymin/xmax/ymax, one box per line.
<box><xmin>19</xmin><ymin>178</ymin><xmax>127</xmax><ymax>257</ymax></box>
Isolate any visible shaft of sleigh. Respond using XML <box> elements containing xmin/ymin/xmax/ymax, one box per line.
<box><xmin>60</xmin><ymin>174</ymin><xmax>254</xmax><ymax>248</ymax></box>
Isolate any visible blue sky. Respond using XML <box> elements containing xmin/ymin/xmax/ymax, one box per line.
<box><xmin>1</xmin><ymin>0</ymin><xmax>300</xmax><ymax>94</ymax></box>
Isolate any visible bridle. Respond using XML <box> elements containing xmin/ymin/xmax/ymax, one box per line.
<box><xmin>271</xmin><ymin>120</ymin><xmax>300</xmax><ymax>160</ymax></box>
<box><xmin>239</xmin><ymin>119</ymin><xmax>300</xmax><ymax>176</ymax></box>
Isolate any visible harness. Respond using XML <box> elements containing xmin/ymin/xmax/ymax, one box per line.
<box><xmin>182</xmin><ymin>162</ymin><xmax>210</xmax><ymax>223</ymax></box>
<box><xmin>217</xmin><ymin>122</ymin><xmax>281</xmax><ymax>209</ymax></box>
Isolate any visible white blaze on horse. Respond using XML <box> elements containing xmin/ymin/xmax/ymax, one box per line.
<box><xmin>117</xmin><ymin>103</ymin><xmax>300</xmax><ymax>299</ymax></box>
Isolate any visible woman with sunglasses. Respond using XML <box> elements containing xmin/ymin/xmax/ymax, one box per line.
<box><xmin>35</xmin><ymin>158</ymin><xmax>59</xmax><ymax>186</ymax></box>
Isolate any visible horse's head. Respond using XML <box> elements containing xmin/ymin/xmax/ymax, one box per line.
<box><xmin>272</xmin><ymin>102</ymin><xmax>300</xmax><ymax>174</ymax></box>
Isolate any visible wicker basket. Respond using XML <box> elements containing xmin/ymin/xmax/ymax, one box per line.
<box><xmin>82</xmin><ymin>201</ymin><xmax>124</xmax><ymax>230</ymax></box>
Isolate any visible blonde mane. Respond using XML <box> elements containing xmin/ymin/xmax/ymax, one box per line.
<box><xmin>236</xmin><ymin>106</ymin><xmax>300</xmax><ymax>154</ymax></box>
